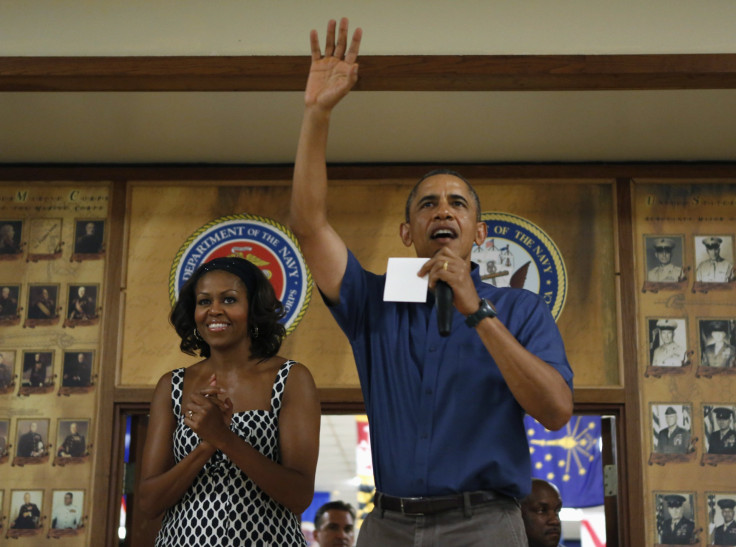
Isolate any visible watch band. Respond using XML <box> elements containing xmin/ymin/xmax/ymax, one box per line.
<box><xmin>465</xmin><ymin>298</ymin><xmax>497</xmax><ymax>328</ymax></box>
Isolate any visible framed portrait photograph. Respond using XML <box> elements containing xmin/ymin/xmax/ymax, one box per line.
<box><xmin>20</xmin><ymin>350</ymin><xmax>54</xmax><ymax>390</ymax></box>
<box><xmin>14</xmin><ymin>418</ymin><xmax>50</xmax><ymax>461</ymax></box>
<box><xmin>65</xmin><ymin>283</ymin><xmax>99</xmax><ymax>322</ymax></box>
<box><xmin>707</xmin><ymin>492</ymin><xmax>736</xmax><ymax>546</ymax></box>
<box><xmin>698</xmin><ymin>318</ymin><xmax>736</xmax><ymax>372</ymax></box>
<box><xmin>24</xmin><ymin>283</ymin><xmax>59</xmax><ymax>324</ymax></box>
<box><xmin>703</xmin><ymin>404</ymin><xmax>736</xmax><ymax>459</ymax></box>
<box><xmin>50</xmin><ymin>489</ymin><xmax>84</xmax><ymax>533</ymax></box>
<box><xmin>0</xmin><ymin>284</ymin><xmax>21</xmax><ymax>322</ymax></box>
<box><xmin>644</xmin><ymin>234</ymin><xmax>686</xmax><ymax>285</ymax></box>
<box><xmin>55</xmin><ymin>418</ymin><xmax>89</xmax><ymax>459</ymax></box>
<box><xmin>694</xmin><ymin>234</ymin><xmax>735</xmax><ymax>284</ymax></box>
<box><xmin>0</xmin><ymin>219</ymin><xmax>23</xmax><ymax>258</ymax></box>
<box><xmin>646</xmin><ymin>318</ymin><xmax>689</xmax><ymax>373</ymax></box>
<box><xmin>654</xmin><ymin>491</ymin><xmax>697</xmax><ymax>545</ymax></box>
<box><xmin>650</xmin><ymin>403</ymin><xmax>695</xmax><ymax>464</ymax></box>
<box><xmin>72</xmin><ymin>218</ymin><xmax>105</xmax><ymax>257</ymax></box>
<box><xmin>0</xmin><ymin>349</ymin><xmax>16</xmax><ymax>393</ymax></box>
<box><xmin>27</xmin><ymin>217</ymin><xmax>62</xmax><ymax>261</ymax></box>
<box><xmin>0</xmin><ymin>419</ymin><xmax>9</xmax><ymax>461</ymax></box>
<box><xmin>8</xmin><ymin>489</ymin><xmax>43</xmax><ymax>535</ymax></box>
<box><xmin>61</xmin><ymin>350</ymin><xmax>94</xmax><ymax>389</ymax></box>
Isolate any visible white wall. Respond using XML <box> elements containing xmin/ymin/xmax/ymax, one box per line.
<box><xmin>3</xmin><ymin>0</ymin><xmax>736</xmax><ymax>56</ymax></box>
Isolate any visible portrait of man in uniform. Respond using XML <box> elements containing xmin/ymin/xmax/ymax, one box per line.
<box><xmin>66</xmin><ymin>285</ymin><xmax>97</xmax><ymax>321</ymax></box>
<box><xmin>51</xmin><ymin>490</ymin><xmax>84</xmax><ymax>530</ymax></box>
<box><xmin>56</xmin><ymin>420</ymin><xmax>88</xmax><ymax>458</ymax></box>
<box><xmin>649</xmin><ymin>318</ymin><xmax>687</xmax><ymax>367</ymax></box>
<box><xmin>73</xmin><ymin>219</ymin><xmax>104</xmax><ymax>255</ymax></box>
<box><xmin>26</xmin><ymin>284</ymin><xmax>58</xmax><ymax>320</ymax></box>
<box><xmin>0</xmin><ymin>220</ymin><xmax>22</xmax><ymax>255</ymax></box>
<box><xmin>646</xmin><ymin>236</ymin><xmax>685</xmax><ymax>283</ymax></box>
<box><xmin>653</xmin><ymin>404</ymin><xmax>692</xmax><ymax>455</ymax></box>
<box><xmin>62</xmin><ymin>351</ymin><xmax>93</xmax><ymax>388</ymax></box>
<box><xmin>712</xmin><ymin>497</ymin><xmax>736</xmax><ymax>546</ymax></box>
<box><xmin>656</xmin><ymin>493</ymin><xmax>696</xmax><ymax>545</ymax></box>
<box><xmin>10</xmin><ymin>490</ymin><xmax>43</xmax><ymax>530</ymax></box>
<box><xmin>695</xmin><ymin>235</ymin><xmax>734</xmax><ymax>283</ymax></box>
<box><xmin>0</xmin><ymin>350</ymin><xmax>15</xmax><ymax>390</ymax></box>
<box><xmin>0</xmin><ymin>419</ymin><xmax>9</xmax><ymax>459</ymax></box>
<box><xmin>0</xmin><ymin>285</ymin><xmax>20</xmax><ymax>318</ymax></box>
<box><xmin>21</xmin><ymin>351</ymin><xmax>53</xmax><ymax>388</ymax></box>
<box><xmin>700</xmin><ymin>320</ymin><xmax>736</xmax><ymax>368</ymax></box>
<box><xmin>15</xmin><ymin>419</ymin><xmax>49</xmax><ymax>459</ymax></box>
<box><xmin>706</xmin><ymin>406</ymin><xmax>736</xmax><ymax>455</ymax></box>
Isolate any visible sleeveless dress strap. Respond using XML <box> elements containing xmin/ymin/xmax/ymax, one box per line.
<box><xmin>269</xmin><ymin>360</ymin><xmax>295</xmax><ymax>416</ymax></box>
<box><xmin>170</xmin><ymin>368</ymin><xmax>185</xmax><ymax>416</ymax></box>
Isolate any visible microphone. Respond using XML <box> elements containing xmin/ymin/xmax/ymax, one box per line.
<box><xmin>435</xmin><ymin>281</ymin><xmax>453</xmax><ymax>337</ymax></box>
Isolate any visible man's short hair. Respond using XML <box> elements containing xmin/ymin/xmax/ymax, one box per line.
<box><xmin>314</xmin><ymin>500</ymin><xmax>356</xmax><ymax>529</ymax></box>
<box><xmin>405</xmin><ymin>169</ymin><xmax>482</xmax><ymax>223</ymax></box>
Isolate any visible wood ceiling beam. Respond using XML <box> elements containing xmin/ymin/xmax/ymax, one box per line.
<box><xmin>2</xmin><ymin>54</ymin><xmax>736</xmax><ymax>92</ymax></box>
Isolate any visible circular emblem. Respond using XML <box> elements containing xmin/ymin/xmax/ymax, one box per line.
<box><xmin>471</xmin><ymin>212</ymin><xmax>567</xmax><ymax>321</ymax></box>
<box><xmin>170</xmin><ymin>214</ymin><xmax>312</xmax><ymax>335</ymax></box>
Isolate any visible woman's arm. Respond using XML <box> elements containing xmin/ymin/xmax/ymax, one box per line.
<box><xmin>196</xmin><ymin>362</ymin><xmax>321</xmax><ymax>514</ymax></box>
<box><xmin>138</xmin><ymin>372</ymin><xmax>217</xmax><ymax>519</ymax></box>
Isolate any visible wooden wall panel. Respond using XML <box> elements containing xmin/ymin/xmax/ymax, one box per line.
<box><xmin>121</xmin><ymin>178</ymin><xmax>618</xmax><ymax>389</ymax></box>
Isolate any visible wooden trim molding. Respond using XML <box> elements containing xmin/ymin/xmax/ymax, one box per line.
<box><xmin>2</xmin><ymin>54</ymin><xmax>736</xmax><ymax>92</ymax></box>
<box><xmin>2</xmin><ymin>162</ymin><xmax>736</xmax><ymax>183</ymax></box>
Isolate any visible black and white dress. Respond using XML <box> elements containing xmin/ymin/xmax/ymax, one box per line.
<box><xmin>155</xmin><ymin>361</ymin><xmax>307</xmax><ymax>547</ymax></box>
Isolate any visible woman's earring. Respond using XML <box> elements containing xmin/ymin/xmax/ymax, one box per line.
<box><xmin>193</xmin><ymin>328</ymin><xmax>203</xmax><ymax>342</ymax></box>
<box><xmin>251</xmin><ymin>325</ymin><xmax>259</xmax><ymax>339</ymax></box>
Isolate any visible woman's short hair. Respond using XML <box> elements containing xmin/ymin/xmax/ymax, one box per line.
<box><xmin>170</xmin><ymin>257</ymin><xmax>286</xmax><ymax>359</ymax></box>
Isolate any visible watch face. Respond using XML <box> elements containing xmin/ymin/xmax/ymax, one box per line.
<box><xmin>466</xmin><ymin>299</ymin><xmax>496</xmax><ymax>327</ymax></box>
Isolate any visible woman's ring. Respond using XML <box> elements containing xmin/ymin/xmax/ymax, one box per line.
<box><xmin>187</xmin><ymin>410</ymin><xmax>193</xmax><ymax>419</ymax></box>
<box><xmin>443</xmin><ymin>261</ymin><xmax>448</xmax><ymax>271</ymax></box>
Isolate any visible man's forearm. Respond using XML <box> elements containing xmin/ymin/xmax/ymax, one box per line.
<box><xmin>291</xmin><ymin>106</ymin><xmax>332</xmax><ymax>236</ymax></box>
<box><xmin>474</xmin><ymin>316</ymin><xmax>573</xmax><ymax>430</ymax></box>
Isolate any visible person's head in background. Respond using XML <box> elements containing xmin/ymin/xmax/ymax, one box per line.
<box><xmin>313</xmin><ymin>500</ymin><xmax>356</xmax><ymax>547</ymax></box>
<box><xmin>521</xmin><ymin>478</ymin><xmax>563</xmax><ymax>547</ymax></box>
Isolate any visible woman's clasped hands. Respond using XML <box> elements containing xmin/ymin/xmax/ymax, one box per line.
<box><xmin>183</xmin><ymin>373</ymin><xmax>233</xmax><ymax>446</ymax></box>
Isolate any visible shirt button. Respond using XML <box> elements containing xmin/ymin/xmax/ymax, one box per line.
<box><xmin>425</xmin><ymin>388</ymin><xmax>433</xmax><ymax>395</ymax></box>
<box><xmin>429</xmin><ymin>347</ymin><xmax>436</xmax><ymax>352</ymax></box>
<box><xmin>420</xmin><ymin>433</ymin><xmax>428</xmax><ymax>439</ymax></box>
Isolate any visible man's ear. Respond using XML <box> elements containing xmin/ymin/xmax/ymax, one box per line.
<box><xmin>399</xmin><ymin>222</ymin><xmax>413</xmax><ymax>248</ymax></box>
<box><xmin>474</xmin><ymin>220</ymin><xmax>488</xmax><ymax>246</ymax></box>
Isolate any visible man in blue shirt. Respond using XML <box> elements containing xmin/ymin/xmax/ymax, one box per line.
<box><xmin>290</xmin><ymin>18</ymin><xmax>574</xmax><ymax>546</ymax></box>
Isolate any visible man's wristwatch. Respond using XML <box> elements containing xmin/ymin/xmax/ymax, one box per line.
<box><xmin>465</xmin><ymin>298</ymin><xmax>497</xmax><ymax>328</ymax></box>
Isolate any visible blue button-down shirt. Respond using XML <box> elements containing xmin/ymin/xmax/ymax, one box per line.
<box><xmin>328</xmin><ymin>251</ymin><xmax>573</xmax><ymax>499</ymax></box>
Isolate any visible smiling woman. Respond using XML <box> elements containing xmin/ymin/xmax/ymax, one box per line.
<box><xmin>138</xmin><ymin>256</ymin><xmax>321</xmax><ymax>547</ymax></box>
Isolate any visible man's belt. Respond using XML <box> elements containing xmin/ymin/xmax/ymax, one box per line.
<box><xmin>375</xmin><ymin>490</ymin><xmax>506</xmax><ymax>516</ymax></box>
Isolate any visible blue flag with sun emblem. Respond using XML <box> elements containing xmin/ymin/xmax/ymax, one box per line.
<box><xmin>525</xmin><ymin>414</ymin><xmax>604</xmax><ymax>508</ymax></box>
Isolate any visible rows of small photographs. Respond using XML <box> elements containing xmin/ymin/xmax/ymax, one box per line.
<box><xmin>0</xmin><ymin>218</ymin><xmax>105</xmax><ymax>260</ymax></box>
<box><xmin>0</xmin><ymin>282</ymin><xmax>100</xmax><ymax>327</ymax></box>
<box><xmin>0</xmin><ymin>417</ymin><xmax>91</xmax><ymax>464</ymax></box>
<box><xmin>0</xmin><ymin>489</ymin><xmax>86</xmax><ymax>537</ymax></box>
<box><xmin>650</xmin><ymin>403</ymin><xmax>736</xmax><ymax>458</ymax></box>
<box><xmin>0</xmin><ymin>349</ymin><xmax>95</xmax><ymax>395</ymax></box>
<box><xmin>645</xmin><ymin>318</ymin><xmax>736</xmax><ymax>371</ymax></box>
<box><xmin>655</xmin><ymin>492</ymin><xmax>736</xmax><ymax>546</ymax></box>
<box><xmin>645</xmin><ymin>233</ymin><xmax>735</xmax><ymax>544</ymax></box>
<box><xmin>644</xmin><ymin>234</ymin><xmax>735</xmax><ymax>285</ymax></box>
